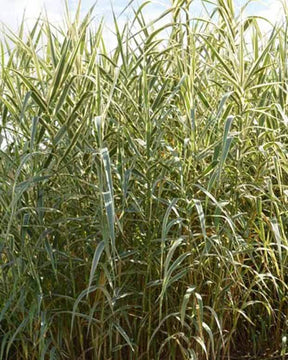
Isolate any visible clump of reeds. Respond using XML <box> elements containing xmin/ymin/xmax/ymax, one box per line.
<box><xmin>0</xmin><ymin>1</ymin><xmax>287</xmax><ymax>359</ymax></box>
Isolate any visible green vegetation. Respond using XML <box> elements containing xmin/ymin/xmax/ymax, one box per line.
<box><xmin>0</xmin><ymin>0</ymin><xmax>288</xmax><ymax>358</ymax></box>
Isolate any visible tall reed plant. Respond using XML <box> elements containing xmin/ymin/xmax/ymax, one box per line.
<box><xmin>0</xmin><ymin>1</ymin><xmax>287</xmax><ymax>359</ymax></box>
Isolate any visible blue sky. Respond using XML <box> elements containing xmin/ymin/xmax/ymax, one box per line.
<box><xmin>0</xmin><ymin>0</ymin><xmax>283</xmax><ymax>32</ymax></box>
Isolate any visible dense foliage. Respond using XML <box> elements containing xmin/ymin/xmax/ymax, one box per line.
<box><xmin>0</xmin><ymin>0</ymin><xmax>288</xmax><ymax>359</ymax></box>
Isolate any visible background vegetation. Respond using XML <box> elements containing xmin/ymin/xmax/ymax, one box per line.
<box><xmin>0</xmin><ymin>0</ymin><xmax>287</xmax><ymax>359</ymax></box>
